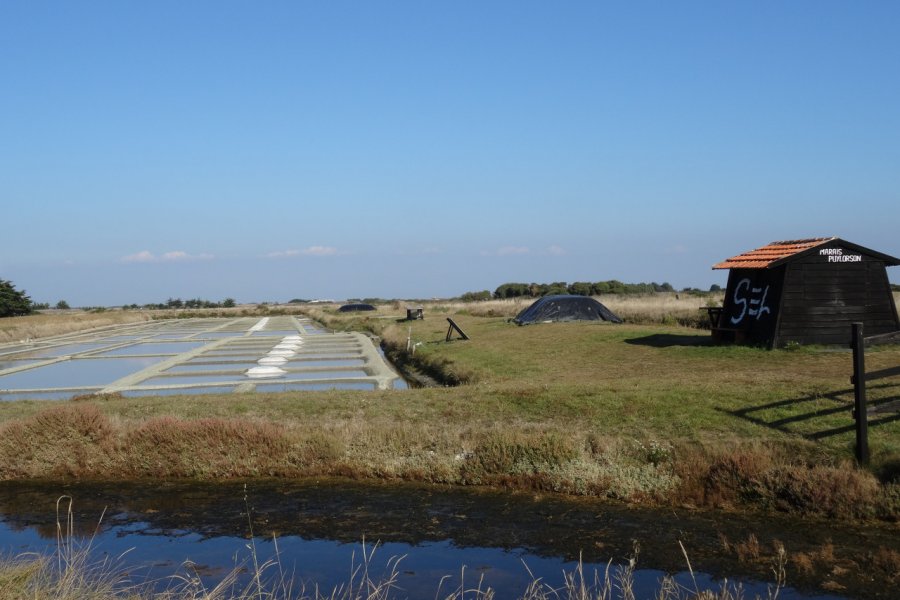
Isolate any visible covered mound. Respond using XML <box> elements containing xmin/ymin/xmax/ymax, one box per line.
<box><xmin>339</xmin><ymin>303</ymin><xmax>377</xmax><ymax>312</ymax></box>
<box><xmin>513</xmin><ymin>295</ymin><xmax>623</xmax><ymax>325</ymax></box>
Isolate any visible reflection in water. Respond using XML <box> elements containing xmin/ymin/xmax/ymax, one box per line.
<box><xmin>0</xmin><ymin>480</ymin><xmax>881</xmax><ymax>598</ymax></box>
<box><xmin>254</xmin><ymin>382</ymin><xmax>376</xmax><ymax>392</ymax></box>
<box><xmin>95</xmin><ymin>342</ymin><xmax>206</xmax><ymax>356</ymax></box>
<box><xmin>0</xmin><ymin>357</ymin><xmax>166</xmax><ymax>389</ymax></box>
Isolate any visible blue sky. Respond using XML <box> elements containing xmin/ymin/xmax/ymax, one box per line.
<box><xmin>2</xmin><ymin>2</ymin><xmax>898</xmax><ymax>305</ymax></box>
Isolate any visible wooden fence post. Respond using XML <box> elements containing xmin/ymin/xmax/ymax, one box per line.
<box><xmin>445</xmin><ymin>318</ymin><xmax>470</xmax><ymax>342</ymax></box>
<box><xmin>851</xmin><ymin>322</ymin><xmax>869</xmax><ymax>466</ymax></box>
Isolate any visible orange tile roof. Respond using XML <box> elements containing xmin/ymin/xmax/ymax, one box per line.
<box><xmin>712</xmin><ymin>237</ymin><xmax>835</xmax><ymax>270</ymax></box>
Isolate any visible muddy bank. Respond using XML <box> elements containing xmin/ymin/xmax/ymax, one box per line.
<box><xmin>381</xmin><ymin>338</ymin><xmax>450</xmax><ymax>387</ymax></box>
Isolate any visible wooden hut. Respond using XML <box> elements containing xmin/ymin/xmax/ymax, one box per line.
<box><xmin>711</xmin><ymin>237</ymin><xmax>899</xmax><ymax>348</ymax></box>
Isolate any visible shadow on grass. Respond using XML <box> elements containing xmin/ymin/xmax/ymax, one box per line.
<box><xmin>720</xmin><ymin>381</ymin><xmax>900</xmax><ymax>440</ymax></box>
<box><xmin>624</xmin><ymin>333</ymin><xmax>713</xmax><ymax>348</ymax></box>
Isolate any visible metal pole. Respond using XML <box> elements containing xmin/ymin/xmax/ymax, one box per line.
<box><xmin>851</xmin><ymin>322</ymin><xmax>869</xmax><ymax>466</ymax></box>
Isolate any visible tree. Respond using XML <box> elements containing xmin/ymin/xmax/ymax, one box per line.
<box><xmin>55</xmin><ymin>300</ymin><xmax>70</xmax><ymax>310</ymax></box>
<box><xmin>460</xmin><ymin>290</ymin><xmax>492</xmax><ymax>302</ymax></box>
<box><xmin>567</xmin><ymin>282</ymin><xmax>593</xmax><ymax>296</ymax></box>
<box><xmin>222</xmin><ymin>298</ymin><xmax>236</xmax><ymax>308</ymax></box>
<box><xmin>0</xmin><ymin>279</ymin><xmax>34</xmax><ymax>318</ymax></box>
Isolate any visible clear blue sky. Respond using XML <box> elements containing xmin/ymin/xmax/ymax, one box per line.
<box><xmin>3</xmin><ymin>2</ymin><xmax>898</xmax><ymax>305</ymax></box>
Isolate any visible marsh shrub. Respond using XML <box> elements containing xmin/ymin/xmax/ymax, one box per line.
<box><xmin>124</xmin><ymin>417</ymin><xmax>294</xmax><ymax>478</ymax></box>
<box><xmin>601</xmin><ymin>464</ymin><xmax>681</xmax><ymax>501</ymax></box>
<box><xmin>467</xmin><ymin>431</ymin><xmax>577</xmax><ymax>476</ymax></box>
<box><xmin>639</xmin><ymin>440</ymin><xmax>672</xmax><ymax>467</ymax></box>
<box><xmin>294</xmin><ymin>430</ymin><xmax>345</xmax><ymax>465</ymax></box>
<box><xmin>697</xmin><ymin>449</ymin><xmax>774</xmax><ymax>507</ymax></box>
<box><xmin>31</xmin><ymin>403</ymin><xmax>113</xmax><ymax>446</ymax></box>
<box><xmin>667</xmin><ymin>445</ymin><xmax>780</xmax><ymax>509</ymax></box>
<box><xmin>762</xmin><ymin>464</ymin><xmax>880</xmax><ymax>518</ymax></box>
<box><xmin>0</xmin><ymin>404</ymin><xmax>117</xmax><ymax>478</ymax></box>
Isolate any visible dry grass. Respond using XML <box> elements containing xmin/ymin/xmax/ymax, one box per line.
<box><xmin>300</xmin><ymin>294</ymin><xmax>722</xmax><ymax>331</ymax></box>
<box><xmin>601</xmin><ymin>293</ymin><xmax>720</xmax><ymax>327</ymax></box>
<box><xmin>0</xmin><ymin>402</ymin><xmax>896</xmax><ymax>520</ymax></box>
<box><xmin>0</xmin><ymin>311</ymin><xmax>152</xmax><ymax>344</ymax></box>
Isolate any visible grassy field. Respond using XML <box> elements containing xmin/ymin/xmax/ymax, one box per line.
<box><xmin>0</xmin><ymin>296</ymin><xmax>898</xmax><ymax>521</ymax></box>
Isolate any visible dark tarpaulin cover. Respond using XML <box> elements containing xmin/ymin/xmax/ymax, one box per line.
<box><xmin>513</xmin><ymin>295</ymin><xmax>623</xmax><ymax>325</ymax></box>
<box><xmin>339</xmin><ymin>303</ymin><xmax>377</xmax><ymax>312</ymax></box>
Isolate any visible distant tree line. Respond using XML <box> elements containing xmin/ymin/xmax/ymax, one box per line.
<box><xmin>492</xmin><ymin>280</ymin><xmax>677</xmax><ymax>299</ymax></box>
<box><xmin>27</xmin><ymin>300</ymin><xmax>70</xmax><ymax>310</ymax></box>
<box><xmin>457</xmin><ymin>280</ymin><xmax>724</xmax><ymax>302</ymax></box>
<box><xmin>131</xmin><ymin>297</ymin><xmax>237</xmax><ymax>310</ymax></box>
<box><xmin>459</xmin><ymin>290</ymin><xmax>493</xmax><ymax>302</ymax></box>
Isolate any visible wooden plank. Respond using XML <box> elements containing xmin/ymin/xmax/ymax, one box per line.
<box><xmin>781</xmin><ymin>292</ymin><xmax>870</xmax><ymax>301</ymax></box>
<box><xmin>864</xmin><ymin>330</ymin><xmax>900</xmax><ymax>346</ymax></box>
<box><xmin>445</xmin><ymin>318</ymin><xmax>470</xmax><ymax>342</ymax></box>
<box><xmin>798</xmin><ymin>262</ymin><xmax>874</xmax><ymax>271</ymax></box>
<box><xmin>778</xmin><ymin>321</ymin><xmax>898</xmax><ymax>334</ymax></box>
<box><xmin>781</xmin><ymin>306</ymin><xmax>888</xmax><ymax>316</ymax></box>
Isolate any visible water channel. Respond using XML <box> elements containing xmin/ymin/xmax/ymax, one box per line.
<box><xmin>0</xmin><ymin>479</ymin><xmax>892</xmax><ymax>599</ymax></box>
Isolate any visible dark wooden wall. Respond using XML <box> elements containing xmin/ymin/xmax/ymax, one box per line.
<box><xmin>777</xmin><ymin>255</ymin><xmax>898</xmax><ymax>346</ymax></box>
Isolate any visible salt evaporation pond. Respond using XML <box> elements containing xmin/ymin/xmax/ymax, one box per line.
<box><xmin>0</xmin><ymin>316</ymin><xmax>404</xmax><ymax>399</ymax></box>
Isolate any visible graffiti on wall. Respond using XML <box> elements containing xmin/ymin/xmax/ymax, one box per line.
<box><xmin>730</xmin><ymin>278</ymin><xmax>771</xmax><ymax>325</ymax></box>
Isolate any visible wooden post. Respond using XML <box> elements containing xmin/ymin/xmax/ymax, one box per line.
<box><xmin>445</xmin><ymin>318</ymin><xmax>470</xmax><ymax>342</ymax></box>
<box><xmin>851</xmin><ymin>322</ymin><xmax>869</xmax><ymax>466</ymax></box>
